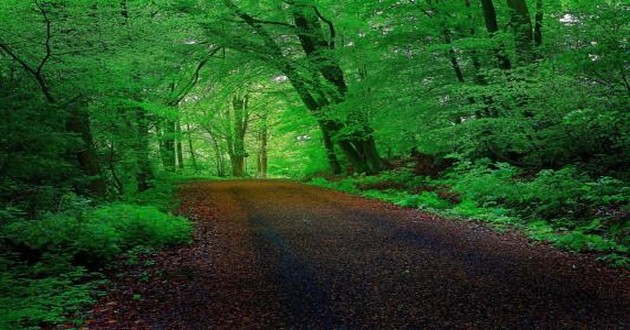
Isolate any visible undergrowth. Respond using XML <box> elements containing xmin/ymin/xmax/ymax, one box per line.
<box><xmin>0</xmin><ymin>179</ymin><xmax>193</xmax><ymax>329</ymax></box>
<box><xmin>309</xmin><ymin>161</ymin><xmax>629</xmax><ymax>268</ymax></box>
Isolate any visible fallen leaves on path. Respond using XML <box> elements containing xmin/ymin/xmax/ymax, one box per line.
<box><xmin>84</xmin><ymin>180</ymin><xmax>629</xmax><ymax>329</ymax></box>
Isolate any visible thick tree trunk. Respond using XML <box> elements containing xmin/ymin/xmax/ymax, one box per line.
<box><xmin>223</xmin><ymin>0</ymin><xmax>383</xmax><ymax>174</ymax></box>
<box><xmin>0</xmin><ymin>39</ymin><xmax>106</xmax><ymax>196</ymax></box>
<box><xmin>231</xmin><ymin>156</ymin><xmax>244</xmax><ymax>177</ymax></box>
<box><xmin>66</xmin><ymin>106</ymin><xmax>106</xmax><ymax>196</ymax></box>
<box><xmin>230</xmin><ymin>94</ymin><xmax>248</xmax><ymax>177</ymax></box>
<box><xmin>159</xmin><ymin>120</ymin><xmax>176</xmax><ymax>172</ymax></box>
<box><xmin>338</xmin><ymin>132</ymin><xmax>383</xmax><ymax>175</ymax></box>
<box><xmin>507</xmin><ymin>0</ymin><xmax>534</xmax><ymax>64</ymax></box>
<box><xmin>318</xmin><ymin>120</ymin><xmax>342</xmax><ymax>175</ymax></box>
<box><xmin>291</xmin><ymin>4</ymin><xmax>383</xmax><ymax>174</ymax></box>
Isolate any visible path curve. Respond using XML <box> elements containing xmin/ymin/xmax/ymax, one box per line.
<box><xmin>88</xmin><ymin>180</ymin><xmax>629</xmax><ymax>329</ymax></box>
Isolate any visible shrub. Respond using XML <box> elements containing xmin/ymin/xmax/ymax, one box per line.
<box><xmin>395</xmin><ymin>192</ymin><xmax>452</xmax><ymax>210</ymax></box>
<box><xmin>447</xmin><ymin>160</ymin><xmax>522</xmax><ymax>207</ymax></box>
<box><xmin>3</xmin><ymin>204</ymin><xmax>192</xmax><ymax>266</ymax></box>
<box><xmin>91</xmin><ymin>204</ymin><xmax>192</xmax><ymax>250</ymax></box>
<box><xmin>0</xmin><ymin>255</ymin><xmax>104</xmax><ymax>330</ymax></box>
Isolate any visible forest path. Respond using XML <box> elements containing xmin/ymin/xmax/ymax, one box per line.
<box><xmin>89</xmin><ymin>180</ymin><xmax>629</xmax><ymax>329</ymax></box>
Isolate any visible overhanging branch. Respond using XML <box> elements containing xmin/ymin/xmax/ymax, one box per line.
<box><xmin>168</xmin><ymin>46</ymin><xmax>223</xmax><ymax>106</ymax></box>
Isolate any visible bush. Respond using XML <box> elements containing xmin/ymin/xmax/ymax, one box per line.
<box><xmin>91</xmin><ymin>204</ymin><xmax>192</xmax><ymax>250</ymax></box>
<box><xmin>447</xmin><ymin>161</ymin><xmax>628</xmax><ymax>232</ymax></box>
<box><xmin>0</xmin><ymin>255</ymin><xmax>104</xmax><ymax>330</ymax></box>
<box><xmin>395</xmin><ymin>192</ymin><xmax>452</xmax><ymax>210</ymax></box>
<box><xmin>3</xmin><ymin>204</ymin><xmax>192</xmax><ymax>266</ymax></box>
<box><xmin>448</xmin><ymin>160</ymin><xmax>522</xmax><ymax>207</ymax></box>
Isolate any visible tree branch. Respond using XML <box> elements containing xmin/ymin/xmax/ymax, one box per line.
<box><xmin>229</xmin><ymin>17</ymin><xmax>295</xmax><ymax>29</ymax></box>
<box><xmin>34</xmin><ymin>0</ymin><xmax>53</xmax><ymax>76</ymax></box>
<box><xmin>168</xmin><ymin>46</ymin><xmax>223</xmax><ymax>106</ymax></box>
<box><xmin>0</xmin><ymin>42</ymin><xmax>55</xmax><ymax>103</ymax></box>
<box><xmin>312</xmin><ymin>6</ymin><xmax>336</xmax><ymax>49</ymax></box>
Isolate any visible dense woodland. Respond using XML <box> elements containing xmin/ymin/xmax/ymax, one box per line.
<box><xmin>1</xmin><ymin>0</ymin><xmax>628</xmax><ymax>328</ymax></box>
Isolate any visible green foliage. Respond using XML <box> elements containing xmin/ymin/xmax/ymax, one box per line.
<box><xmin>4</xmin><ymin>204</ymin><xmax>192</xmax><ymax>265</ymax></box>
<box><xmin>0</xmin><ymin>255</ymin><xmax>105</xmax><ymax>330</ymax></box>
<box><xmin>309</xmin><ymin>170</ymin><xmax>454</xmax><ymax>211</ymax></box>
<box><xmin>448</xmin><ymin>160</ymin><xmax>521</xmax><ymax>207</ymax></box>
<box><xmin>313</xmin><ymin>162</ymin><xmax>628</xmax><ymax>265</ymax></box>
<box><xmin>395</xmin><ymin>192</ymin><xmax>451</xmax><ymax>210</ymax></box>
<box><xmin>447</xmin><ymin>161</ymin><xmax>628</xmax><ymax>234</ymax></box>
<box><xmin>526</xmin><ymin>220</ymin><xmax>625</xmax><ymax>258</ymax></box>
<box><xmin>92</xmin><ymin>204</ymin><xmax>192</xmax><ymax>250</ymax></box>
<box><xmin>0</xmin><ymin>177</ymin><xmax>194</xmax><ymax>329</ymax></box>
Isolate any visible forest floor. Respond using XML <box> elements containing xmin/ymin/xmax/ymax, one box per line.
<box><xmin>84</xmin><ymin>180</ymin><xmax>629</xmax><ymax>329</ymax></box>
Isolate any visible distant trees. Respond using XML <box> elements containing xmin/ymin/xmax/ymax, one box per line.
<box><xmin>215</xmin><ymin>0</ymin><xmax>385</xmax><ymax>174</ymax></box>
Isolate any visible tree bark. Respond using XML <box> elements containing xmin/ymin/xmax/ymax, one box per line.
<box><xmin>135</xmin><ymin>107</ymin><xmax>154</xmax><ymax>192</ymax></box>
<box><xmin>257</xmin><ymin>115</ymin><xmax>269</xmax><ymax>178</ymax></box>
<box><xmin>175</xmin><ymin>119</ymin><xmax>184</xmax><ymax>171</ymax></box>
<box><xmin>0</xmin><ymin>8</ymin><xmax>105</xmax><ymax>196</ymax></box>
<box><xmin>318</xmin><ymin>120</ymin><xmax>342</xmax><ymax>175</ymax></box>
<box><xmin>291</xmin><ymin>3</ymin><xmax>383</xmax><ymax>174</ymax></box>
<box><xmin>206</xmin><ymin>128</ymin><xmax>226</xmax><ymax>177</ymax></box>
<box><xmin>159</xmin><ymin>120</ymin><xmax>176</xmax><ymax>172</ymax></box>
<box><xmin>507</xmin><ymin>0</ymin><xmax>534</xmax><ymax>64</ymax></box>
<box><xmin>534</xmin><ymin>0</ymin><xmax>543</xmax><ymax>48</ymax></box>
<box><xmin>442</xmin><ymin>28</ymin><xmax>465</xmax><ymax>83</ymax></box>
<box><xmin>66</xmin><ymin>104</ymin><xmax>106</xmax><ymax>196</ymax></box>
<box><xmin>480</xmin><ymin>0</ymin><xmax>512</xmax><ymax>70</ymax></box>
<box><xmin>230</xmin><ymin>94</ymin><xmax>249</xmax><ymax>177</ymax></box>
<box><xmin>186</xmin><ymin>123</ymin><xmax>198</xmax><ymax>173</ymax></box>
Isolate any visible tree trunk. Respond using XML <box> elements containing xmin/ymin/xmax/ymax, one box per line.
<box><xmin>135</xmin><ymin>107</ymin><xmax>154</xmax><ymax>192</ymax></box>
<box><xmin>318</xmin><ymin>120</ymin><xmax>342</xmax><ymax>175</ymax></box>
<box><xmin>442</xmin><ymin>28</ymin><xmax>465</xmax><ymax>83</ymax></box>
<box><xmin>291</xmin><ymin>4</ymin><xmax>383</xmax><ymax>174</ymax></box>
<box><xmin>175</xmin><ymin>119</ymin><xmax>184</xmax><ymax>171</ymax></box>
<box><xmin>186</xmin><ymin>123</ymin><xmax>198</xmax><ymax>173</ymax></box>
<box><xmin>507</xmin><ymin>0</ymin><xmax>534</xmax><ymax>64</ymax></box>
<box><xmin>107</xmin><ymin>141</ymin><xmax>124</xmax><ymax>195</ymax></box>
<box><xmin>534</xmin><ymin>0</ymin><xmax>543</xmax><ymax>49</ymax></box>
<box><xmin>480</xmin><ymin>0</ymin><xmax>512</xmax><ymax>70</ymax></box>
<box><xmin>66</xmin><ymin>105</ymin><xmax>106</xmax><ymax>196</ymax></box>
<box><xmin>230</xmin><ymin>94</ymin><xmax>248</xmax><ymax>177</ymax></box>
<box><xmin>159</xmin><ymin>120</ymin><xmax>176</xmax><ymax>172</ymax></box>
<box><xmin>1</xmin><ymin>34</ymin><xmax>106</xmax><ymax>196</ymax></box>
<box><xmin>257</xmin><ymin>118</ymin><xmax>269</xmax><ymax>178</ymax></box>
<box><xmin>223</xmin><ymin>0</ymin><xmax>383</xmax><ymax>174</ymax></box>
<box><xmin>207</xmin><ymin>130</ymin><xmax>225</xmax><ymax>177</ymax></box>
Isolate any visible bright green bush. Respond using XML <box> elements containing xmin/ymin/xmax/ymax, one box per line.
<box><xmin>0</xmin><ymin>201</ymin><xmax>193</xmax><ymax>329</ymax></box>
<box><xmin>91</xmin><ymin>204</ymin><xmax>192</xmax><ymax>250</ymax></box>
<box><xmin>4</xmin><ymin>204</ymin><xmax>192</xmax><ymax>265</ymax></box>
<box><xmin>446</xmin><ymin>161</ymin><xmax>628</xmax><ymax>232</ymax></box>
<box><xmin>553</xmin><ymin>231</ymin><xmax>617</xmax><ymax>252</ymax></box>
<box><xmin>448</xmin><ymin>160</ymin><xmax>522</xmax><ymax>207</ymax></box>
<box><xmin>394</xmin><ymin>192</ymin><xmax>451</xmax><ymax>210</ymax></box>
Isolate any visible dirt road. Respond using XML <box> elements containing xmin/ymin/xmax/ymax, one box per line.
<box><xmin>89</xmin><ymin>180</ymin><xmax>629</xmax><ymax>329</ymax></box>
